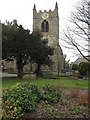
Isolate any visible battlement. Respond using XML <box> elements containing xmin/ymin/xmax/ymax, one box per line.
<box><xmin>33</xmin><ymin>2</ymin><xmax>58</xmax><ymax>14</ymax></box>
<box><xmin>44</xmin><ymin>10</ymin><xmax>46</xmax><ymax>12</ymax></box>
<box><xmin>37</xmin><ymin>9</ymin><xmax>55</xmax><ymax>14</ymax></box>
<box><xmin>39</xmin><ymin>10</ymin><xmax>42</xmax><ymax>12</ymax></box>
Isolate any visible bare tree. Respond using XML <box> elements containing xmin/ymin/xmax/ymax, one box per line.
<box><xmin>61</xmin><ymin>0</ymin><xmax>90</xmax><ymax>62</ymax></box>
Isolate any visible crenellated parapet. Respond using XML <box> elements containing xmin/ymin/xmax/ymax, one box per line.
<box><xmin>33</xmin><ymin>2</ymin><xmax>58</xmax><ymax>15</ymax></box>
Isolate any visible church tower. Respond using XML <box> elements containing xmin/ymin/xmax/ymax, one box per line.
<box><xmin>33</xmin><ymin>2</ymin><xmax>64</xmax><ymax>71</ymax></box>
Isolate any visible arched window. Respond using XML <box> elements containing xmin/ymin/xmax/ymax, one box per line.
<box><xmin>41</xmin><ymin>20</ymin><xmax>49</xmax><ymax>32</ymax></box>
<box><xmin>41</xmin><ymin>21</ymin><xmax>44</xmax><ymax>32</ymax></box>
<box><xmin>46</xmin><ymin>21</ymin><xmax>49</xmax><ymax>32</ymax></box>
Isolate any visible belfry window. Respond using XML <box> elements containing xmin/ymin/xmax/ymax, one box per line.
<box><xmin>41</xmin><ymin>20</ymin><xmax>49</xmax><ymax>32</ymax></box>
<box><xmin>41</xmin><ymin>22</ymin><xmax>44</xmax><ymax>32</ymax></box>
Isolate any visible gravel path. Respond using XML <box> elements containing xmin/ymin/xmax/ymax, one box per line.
<box><xmin>64</xmin><ymin>88</ymin><xmax>88</xmax><ymax>96</ymax></box>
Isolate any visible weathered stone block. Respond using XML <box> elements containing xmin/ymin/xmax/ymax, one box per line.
<box><xmin>23</xmin><ymin>74</ymin><xmax>36</xmax><ymax>80</ymax></box>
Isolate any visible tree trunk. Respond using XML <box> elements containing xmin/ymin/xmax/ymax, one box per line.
<box><xmin>18</xmin><ymin>67</ymin><xmax>23</xmax><ymax>78</ymax></box>
<box><xmin>35</xmin><ymin>64</ymin><xmax>42</xmax><ymax>76</ymax></box>
<box><xmin>16</xmin><ymin>59</ymin><xmax>23</xmax><ymax>78</ymax></box>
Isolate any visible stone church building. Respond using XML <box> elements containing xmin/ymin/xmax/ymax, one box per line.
<box><xmin>2</xmin><ymin>2</ymin><xmax>64</xmax><ymax>73</ymax></box>
<box><xmin>33</xmin><ymin>2</ymin><xmax>64</xmax><ymax>72</ymax></box>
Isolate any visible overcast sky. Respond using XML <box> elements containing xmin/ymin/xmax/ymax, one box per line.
<box><xmin>0</xmin><ymin>0</ymin><xmax>80</xmax><ymax>62</ymax></box>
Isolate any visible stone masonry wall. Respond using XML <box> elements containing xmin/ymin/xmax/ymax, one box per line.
<box><xmin>33</xmin><ymin>3</ymin><xmax>64</xmax><ymax>71</ymax></box>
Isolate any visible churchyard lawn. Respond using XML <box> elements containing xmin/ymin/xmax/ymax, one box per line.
<box><xmin>2</xmin><ymin>76</ymin><xmax>88</xmax><ymax>89</ymax></box>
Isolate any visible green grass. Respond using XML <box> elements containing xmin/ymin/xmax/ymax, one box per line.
<box><xmin>2</xmin><ymin>76</ymin><xmax>88</xmax><ymax>89</ymax></box>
